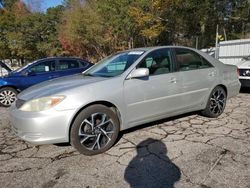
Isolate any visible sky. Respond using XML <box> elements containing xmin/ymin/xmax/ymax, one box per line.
<box><xmin>24</xmin><ymin>0</ymin><xmax>64</xmax><ymax>12</ymax></box>
<box><xmin>41</xmin><ymin>0</ymin><xmax>63</xmax><ymax>11</ymax></box>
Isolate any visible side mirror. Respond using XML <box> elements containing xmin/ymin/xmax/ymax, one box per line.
<box><xmin>127</xmin><ymin>68</ymin><xmax>149</xmax><ymax>79</ymax></box>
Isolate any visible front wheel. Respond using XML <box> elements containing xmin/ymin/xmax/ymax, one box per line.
<box><xmin>0</xmin><ymin>87</ymin><xmax>18</xmax><ymax>107</ymax></box>
<box><xmin>70</xmin><ymin>105</ymin><xmax>120</xmax><ymax>155</ymax></box>
<box><xmin>201</xmin><ymin>86</ymin><xmax>227</xmax><ymax>118</ymax></box>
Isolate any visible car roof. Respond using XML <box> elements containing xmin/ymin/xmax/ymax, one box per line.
<box><xmin>36</xmin><ymin>57</ymin><xmax>89</xmax><ymax>61</ymax></box>
<box><xmin>124</xmin><ymin>45</ymin><xmax>196</xmax><ymax>52</ymax></box>
<box><xmin>30</xmin><ymin>57</ymin><xmax>92</xmax><ymax>66</ymax></box>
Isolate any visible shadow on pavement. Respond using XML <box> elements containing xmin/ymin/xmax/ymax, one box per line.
<box><xmin>115</xmin><ymin>111</ymin><xmax>198</xmax><ymax>146</ymax></box>
<box><xmin>54</xmin><ymin>142</ymin><xmax>71</xmax><ymax>147</ymax></box>
<box><xmin>124</xmin><ymin>138</ymin><xmax>181</xmax><ymax>188</ymax></box>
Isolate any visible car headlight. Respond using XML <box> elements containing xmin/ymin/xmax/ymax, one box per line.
<box><xmin>19</xmin><ymin>96</ymin><xmax>65</xmax><ymax>112</ymax></box>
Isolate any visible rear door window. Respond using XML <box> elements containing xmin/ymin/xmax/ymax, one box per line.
<box><xmin>57</xmin><ymin>60</ymin><xmax>80</xmax><ymax>71</ymax></box>
<box><xmin>174</xmin><ymin>48</ymin><xmax>213</xmax><ymax>71</ymax></box>
<box><xmin>79</xmin><ymin>60</ymin><xmax>89</xmax><ymax>67</ymax></box>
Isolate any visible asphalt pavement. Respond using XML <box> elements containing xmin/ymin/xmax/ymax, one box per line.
<box><xmin>0</xmin><ymin>92</ymin><xmax>250</xmax><ymax>188</ymax></box>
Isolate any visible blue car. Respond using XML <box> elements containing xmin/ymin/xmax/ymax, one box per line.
<box><xmin>0</xmin><ymin>57</ymin><xmax>93</xmax><ymax>107</ymax></box>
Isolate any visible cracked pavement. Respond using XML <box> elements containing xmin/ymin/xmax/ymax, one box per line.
<box><xmin>0</xmin><ymin>93</ymin><xmax>250</xmax><ymax>188</ymax></box>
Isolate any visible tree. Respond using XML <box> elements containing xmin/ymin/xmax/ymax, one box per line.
<box><xmin>1</xmin><ymin>0</ymin><xmax>249</xmax><ymax>64</ymax></box>
<box><xmin>0</xmin><ymin>1</ymin><xmax>22</xmax><ymax>63</ymax></box>
<box><xmin>59</xmin><ymin>0</ymin><xmax>102</xmax><ymax>60</ymax></box>
<box><xmin>0</xmin><ymin>0</ymin><xmax>17</xmax><ymax>9</ymax></box>
<box><xmin>0</xmin><ymin>1</ymin><xmax>64</xmax><ymax>64</ymax></box>
<box><xmin>127</xmin><ymin>0</ymin><xmax>168</xmax><ymax>46</ymax></box>
<box><xmin>226</xmin><ymin>0</ymin><xmax>250</xmax><ymax>38</ymax></box>
<box><xmin>36</xmin><ymin>5</ymin><xmax>65</xmax><ymax>56</ymax></box>
<box><xmin>0</xmin><ymin>8</ymin><xmax>14</xmax><ymax>61</ymax></box>
<box><xmin>60</xmin><ymin>0</ymin><xmax>154</xmax><ymax>60</ymax></box>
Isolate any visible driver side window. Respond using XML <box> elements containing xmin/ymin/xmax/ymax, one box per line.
<box><xmin>29</xmin><ymin>61</ymin><xmax>55</xmax><ymax>74</ymax></box>
<box><xmin>137</xmin><ymin>49</ymin><xmax>172</xmax><ymax>75</ymax></box>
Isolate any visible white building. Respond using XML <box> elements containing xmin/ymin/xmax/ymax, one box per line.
<box><xmin>218</xmin><ymin>38</ymin><xmax>250</xmax><ymax>65</ymax></box>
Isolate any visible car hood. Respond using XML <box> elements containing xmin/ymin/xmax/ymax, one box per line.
<box><xmin>18</xmin><ymin>74</ymin><xmax>109</xmax><ymax>101</ymax></box>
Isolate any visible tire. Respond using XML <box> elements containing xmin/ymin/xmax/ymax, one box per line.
<box><xmin>70</xmin><ymin>104</ymin><xmax>120</xmax><ymax>155</ymax></box>
<box><xmin>0</xmin><ymin>87</ymin><xmax>18</xmax><ymax>107</ymax></box>
<box><xmin>201</xmin><ymin>86</ymin><xmax>227</xmax><ymax>118</ymax></box>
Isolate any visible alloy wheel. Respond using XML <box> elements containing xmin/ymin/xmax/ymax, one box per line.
<box><xmin>78</xmin><ymin>112</ymin><xmax>115</xmax><ymax>151</ymax></box>
<box><xmin>209</xmin><ymin>88</ymin><xmax>226</xmax><ymax>115</ymax></box>
<box><xmin>0</xmin><ymin>89</ymin><xmax>17</xmax><ymax>106</ymax></box>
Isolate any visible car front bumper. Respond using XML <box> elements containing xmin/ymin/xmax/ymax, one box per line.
<box><xmin>9</xmin><ymin>105</ymin><xmax>76</xmax><ymax>145</ymax></box>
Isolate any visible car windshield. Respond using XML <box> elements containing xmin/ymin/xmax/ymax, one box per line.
<box><xmin>13</xmin><ymin>62</ymin><xmax>33</xmax><ymax>73</ymax></box>
<box><xmin>83</xmin><ymin>50</ymin><xmax>145</xmax><ymax>77</ymax></box>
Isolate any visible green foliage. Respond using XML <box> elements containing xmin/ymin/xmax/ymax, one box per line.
<box><xmin>60</xmin><ymin>0</ymin><xmax>247</xmax><ymax>60</ymax></box>
<box><xmin>0</xmin><ymin>0</ymin><xmax>18</xmax><ymax>9</ymax></box>
<box><xmin>60</xmin><ymin>0</ymin><xmax>135</xmax><ymax>61</ymax></box>
<box><xmin>127</xmin><ymin>0</ymin><xmax>168</xmax><ymax>46</ymax></box>
<box><xmin>60</xmin><ymin>0</ymin><xmax>168</xmax><ymax>60</ymax></box>
<box><xmin>0</xmin><ymin>0</ymin><xmax>249</xmax><ymax>62</ymax></box>
<box><xmin>227</xmin><ymin>0</ymin><xmax>250</xmax><ymax>38</ymax></box>
<box><xmin>0</xmin><ymin>2</ymin><xmax>64</xmax><ymax>63</ymax></box>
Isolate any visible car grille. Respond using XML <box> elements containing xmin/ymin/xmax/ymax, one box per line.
<box><xmin>239</xmin><ymin>69</ymin><xmax>250</xmax><ymax>77</ymax></box>
<box><xmin>16</xmin><ymin>99</ymin><xmax>26</xmax><ymax>109</ymax></box>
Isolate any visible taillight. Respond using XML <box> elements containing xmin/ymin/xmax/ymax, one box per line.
<box><xmin>237</xmin><ymin>68</ymin><xmax>240</xmax><ymax>76</ymax></box>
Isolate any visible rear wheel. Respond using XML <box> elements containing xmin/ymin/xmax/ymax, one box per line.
<box><xmin>201</xmin><ymin>86</ymin><xmax>227</xmax><ymax>118</ymax></box>
<box><xmin>70</xmin><ymin>105</ymin><xmax>120</xmax><ymax>155</ymax></box>
<box><xmin>0</xmin><ymin>87</ymin><xmax>18</xmax><ymax>107</ymax></box>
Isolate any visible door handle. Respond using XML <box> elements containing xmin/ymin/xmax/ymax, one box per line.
<box><xmin>170</xmin><ymin>77</ymin><xmax>177</xmax><ymax>83</ymax></box>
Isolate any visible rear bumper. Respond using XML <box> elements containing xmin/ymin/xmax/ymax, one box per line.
<box><xmin>239</xmin><ymin>79</ymin><xmax>250</xmax><ymax>88</ymax></box>
<box><xmin>227</xmin><ymin>80</ymin><xmax>241</xmax><ymax>99</ymax></box>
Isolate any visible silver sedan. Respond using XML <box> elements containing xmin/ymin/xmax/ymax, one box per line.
<box><xmin>10</xmin><ymin>46</ymin><xmax>241</xmax><ymax>155</ymax></box>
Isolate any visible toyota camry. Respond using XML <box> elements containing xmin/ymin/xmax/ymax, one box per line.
<box><xmin>10</xmin><ymin>46</ymin><xmax>241</xmax><ymax>155</ymax></box>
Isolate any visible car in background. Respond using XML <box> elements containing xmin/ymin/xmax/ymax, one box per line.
<box><xmin>236</xmin><ymin>55</ymin><xmax>250</xmax><ymax>87</ymax></box>
<box><xmin>10</xmin><ymin>46</ymin><xmax>240</xmax><ymax>155</ymax></box>
<box><xmin>0</xmin><ymin>61</ymin><xmax>12</xmax><ymax>77</ymax></box>
<box><xmin>0</xmin><ymin>57</ymin><xmax>93</xmax><ymax>107</ymax></box>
